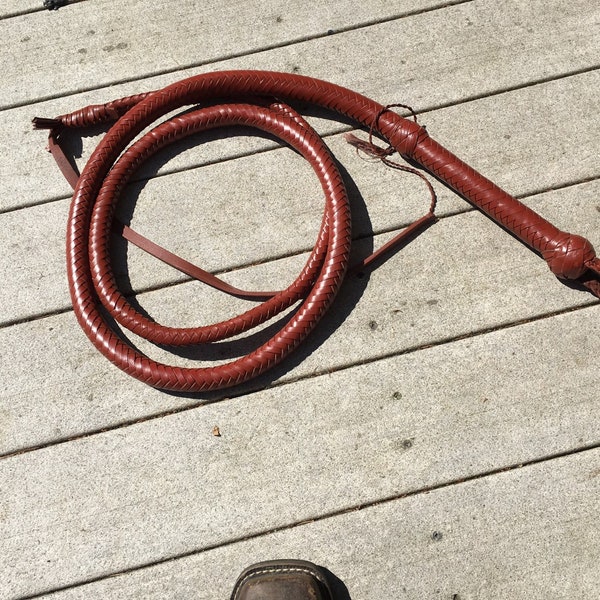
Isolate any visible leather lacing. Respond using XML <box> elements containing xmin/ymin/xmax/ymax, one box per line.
<box><xmin>33</xmin><ymin>70</ymin><xmax>600</xmax><ymax>392</ymax></box>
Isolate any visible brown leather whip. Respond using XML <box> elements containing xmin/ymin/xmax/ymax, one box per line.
<box><xmin>33</xmin><ymin>70</ymin><xmax>600</xmax><ymax>392</ymax></box>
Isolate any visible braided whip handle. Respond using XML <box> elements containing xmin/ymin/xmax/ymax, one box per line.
<box><xmin>393</xmin><ymin>124</ymin><xmax>600</xmax><ymax>295</ymax></box>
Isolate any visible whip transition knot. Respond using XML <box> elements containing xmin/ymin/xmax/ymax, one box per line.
<box><xmin>345</xmin><ymin>103</ymin><xmax>437</xmax><ymax>218</ymax></box>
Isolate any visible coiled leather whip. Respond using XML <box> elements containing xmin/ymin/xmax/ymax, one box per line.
<box><xmin>33</xmin><ymin>70</ymin><xmax>600</xmax><ymax>392</ymax></box>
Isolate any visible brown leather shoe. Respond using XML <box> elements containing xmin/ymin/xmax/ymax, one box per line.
<box><xmin>230</xmin><ymin>560</ymin><xmax>334</xmax><ymax>600</ymax></box>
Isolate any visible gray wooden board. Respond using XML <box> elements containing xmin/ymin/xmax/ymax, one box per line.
<box><xmin>1</xmin><ymin>308</ymin><xmax>598</xmax><ymax>598</ymax></box>
<box><xmin>1</xmin><ymin>179</ymin><xmax>599</xmax><ymax>456</ymax></box>
<box><xmin>2</xmin><ymin>71</ymin><xmax>599</xmax><ymax>326</ymax></box>
<box><xmin>3</xmin><ymin>0</ymin><xmax>599</xmax><ymax>212</ymax></box>
<box><xmin>0</xmin><ymin>1</ymin><xmax>47</xmax><ymax>18</ymax></box>
<box><xmin>1</xmin><ymin>0</ymin><xmax>453</xmax><ymax>109</ymax></box>
<box><xmin>30</xmin><ymin>448</ymin><xmax>600</xmax><ymax>600</ymax></box>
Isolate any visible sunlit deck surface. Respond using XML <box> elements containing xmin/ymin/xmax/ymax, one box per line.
<box><xmin>1</xmin><ymin>1</ymin><xmax>598</xmax><ymax>598</ymax></box>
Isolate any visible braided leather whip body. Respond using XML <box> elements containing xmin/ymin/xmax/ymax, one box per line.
<box><xmin>34</xmin><ymin>70</ymin><xmax>600</xmax><ymax>392</ymax></box>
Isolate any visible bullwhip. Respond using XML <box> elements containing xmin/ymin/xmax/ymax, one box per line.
<box><xmin>33</xmin><ymin>71</ymin><xmax>600</xmax><ymax>392</ymax></box>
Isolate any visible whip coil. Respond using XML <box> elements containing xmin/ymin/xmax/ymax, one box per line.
<box><xmin>34</xmin><ymin>71</ymin><xmax>600</xmax><ymax>392</ymax></box>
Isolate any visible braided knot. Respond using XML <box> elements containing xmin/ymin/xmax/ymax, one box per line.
<box><xmin>541</xmin><ymin>232</ymin><xmax>596</xmax><ymax>280</ymax></box>
<box><xmin>388</xmin><ymin>119</ymin><xmax>429</xmax><ymax>158</ymax></box>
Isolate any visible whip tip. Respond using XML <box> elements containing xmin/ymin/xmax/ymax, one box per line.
<box><xmin>32</xmin><ymin>117</ymin><xmax>62</xmax><ymax>130</ymax></box>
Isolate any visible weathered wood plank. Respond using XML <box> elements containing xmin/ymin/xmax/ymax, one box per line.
<box><xmin>37</xmin><ymin>448</ymin><xmax>600</xmax><ymax>600</ymax></box>
<box><xmin>1</xmin><ymin>179</ymin><xmax>598</xmax><ymax>456</ymax></box>
<box><xmin>1</xmin><ymin>0</ymin><xmax>453</xmax><ymax>109</ymax></box>
<box><xmin>0</xmin><ymin>1</ymin><xmax>46</xmax><ymax>18</ymax></box>
<box><xmin>2</xmin><ymin>71</ymin><xmax>599</xmax><ymax>326</ymax></box>
<box><xmin>1</xmin><ymin>309</ymin><xmax>598</xmax><ymax>598</ymax></box>
<box><xmin>4</xmin><ymin>0</ymin><xmax>598</xmax><ymax>212</ymax></box>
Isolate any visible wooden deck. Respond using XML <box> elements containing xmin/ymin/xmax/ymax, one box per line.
<box><xmin>1</xmin><ymin>1</ymin><xmax>598</xmax><ymax>598</ymax></box>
